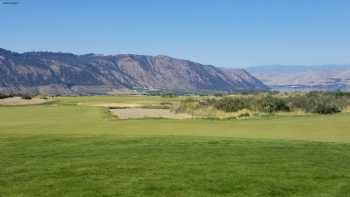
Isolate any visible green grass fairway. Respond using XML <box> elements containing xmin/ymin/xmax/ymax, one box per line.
<box><xmin>56</xmin><ymin>95</ymin><xmax>183</xmax><ymax>105</ymax></box>
<box><xmin>1</xmin><ymin>99</ymin><xmax>350</xmax><ymax>196</ymax></box>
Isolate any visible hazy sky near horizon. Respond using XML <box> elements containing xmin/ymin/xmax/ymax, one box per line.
<box><xmin>1</xmin><ymin>0</ymin><xmax>350</xmax><ymax>67</ymax></box>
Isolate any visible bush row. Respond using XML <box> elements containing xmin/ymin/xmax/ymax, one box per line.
<box><xmin>0</xmin><ymin>93</ymin><xmax>33</xmax><ymax>100</ymax></box>
<box><xmin>212</xmin><ymin>96</ymin><xmax>290</xmax><ymax>113</ymax></box>
<box><xmin>180</xmin><ymin>92</ymin><xmax>350</xmax><ymax>114</ymax></box>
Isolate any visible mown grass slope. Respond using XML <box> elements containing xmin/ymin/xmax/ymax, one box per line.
<box><xmin>2</xmin><ymin>136</ymin><xmax>350</xmax><ymax>197</ymax></box>
<box><xmin>1</xmin><ymin>97</ymin><xmax>350</xmax><ymax>196</ymax></box>
<box><xmin>1</xmin><ymin>105</ymin><xmax>349</xmax><ymax>142</ymax></box>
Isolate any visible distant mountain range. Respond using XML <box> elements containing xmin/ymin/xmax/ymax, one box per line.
<box><xmin>247</xmin><ymin>65</ymin><xmax>350</xmax><ymax>91</ymax></box>
<box><xmin>0</xmin><ymin>48</ymin><xmax>268</xmax><ymax>95</ymax></box>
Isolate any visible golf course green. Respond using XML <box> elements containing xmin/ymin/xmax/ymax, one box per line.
<box><xmin>1</xmin><ymin>96</ymin><xmax>350</xmax><ymax>196</ymax></box>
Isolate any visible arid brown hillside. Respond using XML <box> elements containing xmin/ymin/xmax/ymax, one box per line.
<box><xmin>0</xmin><ymin>48</ymin><xmax>268</xmax><ymax>95</ymax></box>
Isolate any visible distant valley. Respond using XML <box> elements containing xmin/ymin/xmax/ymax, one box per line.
<box><xmin>247</xmin><ymin>65</ymin><xmax>350</xmax><ymax>91</ymax></box>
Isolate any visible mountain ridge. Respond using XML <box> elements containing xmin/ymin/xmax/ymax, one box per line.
<box><xmin>0</xmin><ymin>48</ymin><xmax>268</xmax><ymax>95</ymax></box>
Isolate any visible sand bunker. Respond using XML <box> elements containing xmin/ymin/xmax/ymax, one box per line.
<box><xmin>80</xmin><ymin>103</ymin><xmax>144</xmax><ymax>108</ymax></box>
<box><xmin>110</xmin><ymin>108</ymin><xmax>192</xmax><ymax>119</ymax></box>
<box><xmin>0</xmin><ymin>97</ymin><xmax>49</xmax><ymax>106</ymax></box>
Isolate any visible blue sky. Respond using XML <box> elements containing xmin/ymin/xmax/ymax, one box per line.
<box><xmin>1</xmin><ymin>0</ymin><xmax>350</xmax><ymax>67</ymax></box>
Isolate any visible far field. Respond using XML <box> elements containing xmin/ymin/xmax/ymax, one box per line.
<box><xmin>1</xmin><ymin>95</ymin><xmax>350</xmax><ymax>196</ymax></box>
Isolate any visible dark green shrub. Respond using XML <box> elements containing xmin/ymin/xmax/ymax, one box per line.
<box><xmin>0</xmin><ymin>94</ymin><xmax>13</xmax><ymax>99</ymax></box>
<box><xmin>304</xmin><ymin>96</ymin><xmax>340</xmax><ymax>114</ymax></box>
<box><xmin>257</xmin><ymin>96</ymin><xmax>290</xmax><ymax>113</ymax></box>
<box><xmin>214</xmin><ymin>97</ymin><xmax>251</xmax><ymax>112</ymax></box>
<box><xmin>313</xmin><ymin>103</ymin><xmax>340</xmax><ymax>114</ymax></box>
<box><xmin>21</xmin><ymin>95</ymin><xmax>32</xmax><ymax>100</ymax></box>
<box><xmin>288</xmin><ymin>93</ymin><xmax>342</xmax><ymax>114</ymax></box>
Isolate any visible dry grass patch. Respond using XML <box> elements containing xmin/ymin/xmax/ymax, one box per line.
<box><xmin>0</xmin><ymin>97</ymin><xmax>49</xmax><ymax>106</ymax></box>
<box><xmin>191</xmin><ymin>107</ymin><xmax>256</xmax><ymax>119</ymax></box>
